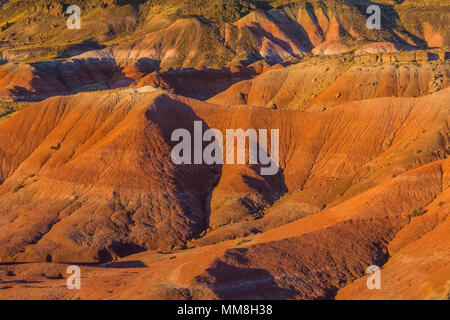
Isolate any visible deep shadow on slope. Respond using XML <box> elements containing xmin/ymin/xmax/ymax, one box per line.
<box><xmin>144</xmin><ymin>94</ymin><xmax>223</xmax><ymax>237</ymax></box>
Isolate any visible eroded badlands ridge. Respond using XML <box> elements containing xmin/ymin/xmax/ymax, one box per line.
<box><xmin>0</xmin><ymin>88</ymin><xmax>448</xmax><ymax>265</ymax></box>
<box><xmin>0</xmin><ymin>0</ymin><xmax>449</xmax><ymax>101</ymax></box>
<box><xmin>0</xmin><ymin>0</ymin><xmax>449</xmax><ymax>301</ymax></box>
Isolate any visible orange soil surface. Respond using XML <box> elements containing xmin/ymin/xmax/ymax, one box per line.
<box><xmin>0</xmin><ymin>87</ymin><xmax>448</xmax><ymax>299</ymax></box>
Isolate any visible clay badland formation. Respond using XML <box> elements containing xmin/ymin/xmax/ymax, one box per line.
<box><xmin>0</xmin><ymin>0</ymin><xmax>448</xmax><ymax>300</ymax></box>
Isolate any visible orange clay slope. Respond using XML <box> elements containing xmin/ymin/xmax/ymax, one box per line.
<box><xmin>337</xmin><ymin>186</ymin><xmax>450</xmax><ymax>300</ymax></box>
<box><xmin>208</xmin><ymin>55</ymin><xmax>450</xmax><ymax>110</ymax></box>
<box><xmin>0</xmin><ymin>87</ymin><xmax>448</xmax><ymax>265</ymax></box>
<box><xmin>0</xmin><ymin>157</ymin><xmax>448</xmax><ymax>300</ymax></box>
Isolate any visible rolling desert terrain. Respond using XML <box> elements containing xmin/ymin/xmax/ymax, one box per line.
<box><xmin>0</xmin><ymin>0</ymin><xmax>448</xmax><ymax>301</ymax></box>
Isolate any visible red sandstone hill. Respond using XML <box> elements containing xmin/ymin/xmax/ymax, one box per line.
<box><xmin>0</xmin><ymin>0</ymin><xmax>449</xmax><ymax>301</ymax></box>
<box><xmin>208</xmin><ymin>54</ymin><xmax>450</xmax><ymax>110</ymax></box>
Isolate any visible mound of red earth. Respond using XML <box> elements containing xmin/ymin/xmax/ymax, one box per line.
<box><xmin>0</xmin><ymin>87</ymin><xmax>448</xmax><ymax>288</ymax></box>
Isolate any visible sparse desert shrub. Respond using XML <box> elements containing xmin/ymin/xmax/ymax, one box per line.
<box><xmin>427</xmin><ymin>282</ymin><xmax>450</xmax><ymax>300</ymax></box>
